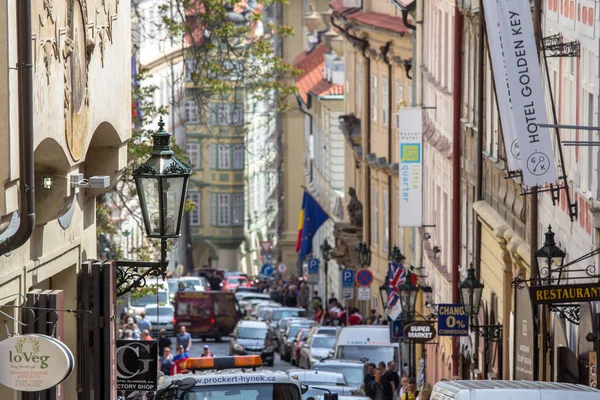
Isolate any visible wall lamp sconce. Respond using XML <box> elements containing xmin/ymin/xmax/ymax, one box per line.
<box><xmin>432</xmin><ymin>246</ymin><xmax>441</xmax><ymax>257</ymax></box>
<box><xmin>423</xmin><ymin>232</ymin><xmax>431</xmax><ymax>240</ymax></box>
<box><xmin>70</xmin><ymin>173</ymin><xmax>111</xmax><ymax>189</ymax></box>
<box><xmin>42</xmin><ymin>176</ymin><xmax>53</xmax><ymax>191</ymax></box>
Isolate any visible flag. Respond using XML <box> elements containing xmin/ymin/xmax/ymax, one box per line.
<box><xmin>296</xmin><ymin>191</ymin><xmax>329</xmax><ymax>262</ymax></box>
<box><xmin>387</xmin><ymin>261</ymin><xmax>406</xmax><ymax>307</ymax></box>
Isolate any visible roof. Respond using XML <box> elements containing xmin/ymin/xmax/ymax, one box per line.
<box><xmin>238</xmin><ymin>320</ymin><xmax>268</xmax><ymax>328</ymax></box>
<box><xmin>293</xmin><ymin>44</ymin><xmax>344</xmax><ymax>104</ymax></box>
<box><xmin>315</xmin><ymin>358</ymin><xmax>367</xmax><ymax>366</ymax></box>
<box><xmin>434</xmin><ymin>381</ymin><xmax>600</xmax><ymax>393</ymax></box>
<box><xmin>329</xmin><ymin>1</ymin><xmax>411</xmax><ymax>35</ymax></box>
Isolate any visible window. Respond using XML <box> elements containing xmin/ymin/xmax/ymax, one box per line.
<box><xmin>210</xmin><ymin>193</ymin><xmax>217</xmax><ymax>225</ymax></box>
<box><xmin>185</xmin><ymin>100</ymin><xmax>199</xmax><ymax>123</ymax></box>
<box><xmin>382</xmin><ymin>77</ymin><xmax>389</xmax><ymax>125</ymax></box>
<box><xmin>186</xmin><ymin>143</ymin><xmax>201</xmax><ymax>168</ymax></box>
<box><xmin>372</xmin><ymin>185</ymin><xmax>379</xmax><ymax>247</ymax></box>
<box><xmin>383</xmin><ymin>188</ymin><xmax>389</xmax><ymax>252</ymax></box>
<box><xmin>210</xmin><ymin>103</ymin><xmax>244</xmax><ymax>126</ymax></box>
<box><xmin>232</xmin><ymin>193</ymin><xmax>244</xmax><ymax>225</ymax></box>
<box><xmin>210</xmin><ymin>144</ymin><xmax>217</xmax><ymax>169</ymax></box>
<box><xmin>233</xmin><ymin>144</ymin><xmax>244</xmax><ymax>169</ymax></box>
<box><xmin>395</xmin><ymin>81</ymin><xmax>404</xmax><ymax>128</ymax></box>
<box><xmin>371</xmin><ymin>75</ymin><xmax>378</xmax><ymax>122</ymax></box>
<box><xmin>188</xmin><ymin>192</ymin><xmax>201</xmax><ymax>226</ymax></box>
<box><xmin>218</xmin><ymin>144</ymin><xmax>231</xmax><ymax>169</ymax></box>
<box><xmin>218</xmin><ymin>194</ymin><xmax>230</xmax><ymax>226</ymax></box>
<box><xmin>355</xmin><ymin>62</ymin><xmax>362</xmax><ymax>112</ymax></box>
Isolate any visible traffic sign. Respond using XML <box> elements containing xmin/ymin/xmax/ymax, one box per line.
<box><xmin>260</xmin><ymin>264</ymin><xmax>274</xmax><ymax>276</ymax></box>
<box><xmin>341</xmin><ymin>269</ymin><xmax>355</xmax><ymax>288</ymax></box>
<box><xmin>386</xmin><ymin>301</ymin><xmax>402</xmax><ymax>321</ymax></box>
<box><xmin>355</xmin><ymin>268</ymin><xmax>373</xmax><ymax>287</ymax></box>
<box><xmin>260</xmin><ymin>241</ymin><xmax>272</xmax><ymax>255</ymax></box>
<box><xmin>307</xmin><ymin>259</ymin><xmax>319</xmax><ymax>284</ymax></box>
<box><xmin>342</xmin><ymin>287</ymin><xmax>354</xmax><ymax>300</ymax></box>
<box><xmin>391</xmin><ymin>319</ymin><xmax>405</xmax><ymax>339</ymax></box>
<box><xmin>277</xmin><ymin>263</ymin><xmax>288</xmax><ymax>274</ymax></box>
<box><xmin>437</xmin><ymin>304</ymin><xmax>469</xmax><ymax>336</ymax></box>
<box><xmin>358</xmin><ymin>286</ymin><xmax>370</xmax><ymax>301</ymax></box>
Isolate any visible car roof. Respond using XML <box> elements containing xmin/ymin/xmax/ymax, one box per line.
<box><xmin>240</xmin><ymin>292</ymin><xmax>270</xmax><ymax>298</ymax></box>
<box><xmin>144</xmin><ymin>304</ymin><xmax>174</xmax><ymax>309</ymax></box>
<box><xmin>287</xmin><ymin>369</ymin><xmax>346</xmax><ymax>383</ymax></box>
<box><xmin>315</xmin><ymin>359</ymin><xmax>366</xmax><ymax>366</ymax></box>
<box><xmin>238</xmin><ymin>320</ymin><xmax>268</xmax><ymax>328</ymax></box>
<box><xmin>434</xmin><ymin>381</ymin><xmax>600</xmax><ymax>393</ymax></box>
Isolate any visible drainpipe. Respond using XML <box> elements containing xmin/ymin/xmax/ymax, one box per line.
<box><xmin>474</xmin><ymin>3</ymin><xmax>486</xmax><ymax>378</ymax></box>
<box><xmin>451</xmin><ymin>3</ymin><xmax>463</xmax><ymax>378</ymax></box>
<box><xmin>0</xmin><ymin>0</ymin><xmax>35</xmax><ymax>255</ymax></box>
<box><xmin>382</xmin><ymin>42</ymin><xmax>393</xmax><ymax>254</ymax></box>
<box><xmin>391</xmin><ymin>0</ymin><xmax>417</xmax><ymax>31</ymax></box>
<box><xmin>296</xmin><ymin>94</ymin><xmax>313</xmax><ymax>182</ymax></box>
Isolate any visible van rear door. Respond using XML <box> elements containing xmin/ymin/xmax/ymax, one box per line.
<box><xmin>213</xmin><ymin>292</ymin><xmax>242</xmax><ymax>336</ymax></box>
<box><xmin>174</xmin><ymin>292</ymin><xmax>213</xmax><ymax>334</ymax></box>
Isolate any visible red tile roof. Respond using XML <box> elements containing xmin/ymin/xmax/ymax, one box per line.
<box><xmin>293</xmin><ymin>44</ymin><xmax>344</xmax><ymax>103</ymax></box>
<box><xmin>329</xmin><ymin>0</ymin><xmax>350</xmax><ymax>13</ymax></box>
<box><xmin>329</xmin><ymin>0</ymin><xmax>411</xmax><ymax>35</ymax></box>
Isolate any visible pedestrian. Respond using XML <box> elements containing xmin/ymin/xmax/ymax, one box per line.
<box><xmin>125</xmin><ymin>318</ymin><xmax>141</xmax><ymax>339</ymax></box>
<box><xmin>297</xmin><ymin>285</ymin><xmax>310</xmax><ymax>309</ymax></box>
<box><xmin>176</xmin><ymin>326</ymin><xmax>192</xmax><ymax>352</ymax></box>
<box><xmin>269</xmin><ymin>286</ymin><xmax>281</xmax><ymax>304</ymax></box>
<box><xmin>383</xmin><ymin>361</ymin><xmax>400</xmax><ymax>394</ymax></box>
<box><xmin>122</xmin><ymin>330</ymin><xmax>133</xmax><ymax>340</ymax></box>
<box><xmin>365</xmin><ymin>367</ymin><xmax>394</xmax><ymax>400</ymax></box>
<box><xmin>284</xmin><ymin>286</ymin><xmax>297</xmax><ymax>307</ymax></box>
<box><xmin>416</xmin><ymin>383</ymin><xmax>432</xmax><ymax>400</ymax></box>
<box><xmin>362</xmin><ymin>362</ymin><xmax>376</xmax><ymax>392</ymax></box>
<box><xmin>349</xmin><ymin>308</ymin><xmax>362</xmax><ymax>325</ymax></box>
<box><xmin>312</xmin><ymin>290</ymin><xmax>322</xmax><ymax>308</ymax></box>
<box><xmin>366</xmin><ymin>317</ymin><xmax>374</xmax><ymax>325</ymax></box>
<box><xmin>201</xmin><ymin>344</ymin><xmax>214</xmax><ymax>357</ymax></box>
<box><xmin>171</xmin><ymin>345</ymin><xmax>190</xmax><ymax>375</ymax></box>
<box><xmin>158</xmin><ymin>329</ymin><xmax>172</xmax><ymax>352</ymax></box>
<box><xmin>314</xmin><ymin>305</ymin><xmax>324</xmax><ymax>324</ymax></box>
<box><xmin>158</xmin><ymin>346</ymin><xmax>173</xmax><ymax>376</ymax></box>
<box><xmin>398</xmin><ymin>376</ymin><xmax>408</xmax><ymax>399</ymax></box>
<box><xmin>141</xmin><ymin>329</ymin><xmax>153</xmax><ymax>341</ymax></box>
<box><xmin>401</xmin><ymin>378</ymin><xmax>419</xmax><ymax>400</ymax></box>
<box><xmin>137</xmin><ymin>312</ymin><xmax>151</xmax><ymax>333</ymax></box>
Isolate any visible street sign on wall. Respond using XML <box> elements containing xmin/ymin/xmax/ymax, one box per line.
<box><xmin>437</xmin><ymin>304</ymin><xmax>469</xmax><ymax>336</ymax></box>
<box><xmin>341</xmin><ymin>269</ymin><xmax>355</xmax><ymax>300</ymax></box>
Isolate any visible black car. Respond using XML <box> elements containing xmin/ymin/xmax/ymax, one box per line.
<box><xmin>280</xmin><ymin>321</ymin><xmax>316</xmax><ymax>362</ymax></box>
<box><xmin>229</xmin><ymin>320</ymin><xmax>275</xmax><ymax>366</ymax></box>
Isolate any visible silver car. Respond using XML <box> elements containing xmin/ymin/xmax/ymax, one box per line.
<box><xmin>298</xmin><ymin>334</ymin><xmax>338</xmax><ymax>369</ymax></box>
<box><xmin>143</xmin><ymin>304</ymin><xmax>175</xmax><ymax>335</ymax></box>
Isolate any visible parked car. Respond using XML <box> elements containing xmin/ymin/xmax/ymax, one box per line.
<box><xmin>229</xmin><ymin>320</ymin><xmax>275</xmax><ymax>366</ymax></box>
<box><xmin>298</xmin><ymin>334</ymin><xmax>338</xmax><ymax>369</ymax></box>
<box><xmin>286</xmin><ymin>370</ymin><xmax>357</xmax><ymax>399</ymax></box>
<box><xmin>222</xmin><ymin>275</ymin><xmax>251</xmax><ymax>292</ymax></box>
<box><xmin>274</xmin><ymin>317</ymin><xmax>310</xmax><ymax>352</ymax></box>
<box><xmin>312</xmin><ymin>359</ymin><xmax>369</xmax><ymax>392</ymax></box>
<box><xmin>236</xmin><ymin>292</ymin><xmax>271</xmax><ymax>310</ymax></box>
<box><xmin>290</xmin><ymin>328</ymin><xmax>311</xmax><ymax>366</ymax></box>
<box><xmin>280</xmin><ymin>321</ymin><xmax>316</xmax><ymax>361</ymax></box>
<box><xmin>173</xmin><ymin>291</ymin><xmax>243</xmax><ymax>341</ymax></box>
<box><xmin>254</xmin><ymin>304</ymin><xmax>279</xmax><ymax>321</ymax></box>
<box><xmin>177</xmin><ymin>276</ymin><xmax>211</xmax><ymax>291</ymax></box>
<box><xmin>143</xmin><ymin>304</ymin><xmax>175</xmax><ymax>335</ymax></box>
<box><xmin>129</xmin><ymin>289</ymin><xmax>169</xmax><ymax>317</ymax></box>
<box><xmin>307</xmin><ymin>325</ymin><xmax>341</xmax><ymax>337</ymax></box>
<box><xmin>333</xmin><ymin>325</ymin><xmax>399</xmax><ymax>365</ymax></box>
<box><xmin>166</xmin><ymin>279</ymin><xmax>194</xmax><ymax>303</ymax></box>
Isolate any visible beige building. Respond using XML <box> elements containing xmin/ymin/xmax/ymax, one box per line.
<box><xmin>0</xmin><ymin>0</ymin><xmax>130</xmax><ymax>397</ymax></box>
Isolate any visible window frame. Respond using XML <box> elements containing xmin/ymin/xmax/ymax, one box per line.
<box><xmin>382</xmin><ymin>76</ymin><xmax>389</xmax><ymax>126</ymax></box>
<box><xmin>371</xmin><ymin>75</ymin><xmax>378</xmax><ymax>122</ymax></box>
<box><xmin>218</xmin><ymin>144</ymin><xmax>231</xmax><ymax>170</ymax></box>
<box><xmin>186</xmin><ymin>142</ymin><xmax>201</xmax><ymax>169</ymax></box>
<box><xmin>187</xmin><ymin>192</ymin><xmax>201</xmax><ymax>226</ymax></box>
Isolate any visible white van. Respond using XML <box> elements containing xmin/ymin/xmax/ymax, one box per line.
<box><xmin>333</xmin><ymin>326</ymin><xmax>399</xmax><ymax>365</ymax></box>
<box><xmin>431</xmin><ymin>380</ymin><xmax>600</xmax><ymax>400</ymax></box>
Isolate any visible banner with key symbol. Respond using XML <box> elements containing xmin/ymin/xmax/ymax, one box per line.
<box><xmin>437</xmin><ymin>304</ymin><xmax>469</xmax><ymax>336</ymax></box>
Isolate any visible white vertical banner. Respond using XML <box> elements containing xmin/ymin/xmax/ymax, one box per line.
<box><xmin>483</xmin><ymin>3</ymin><xmax>521</xmax><ymax>171</ymax></box>
<box><xmin>398</xmin><ymin>107</ymin><xmax>422</xmax><ymax>227</ymax></box>
<box><xmin>483</xmin><ymin>0</ymin><xmax>558</xmax><ymax>187</ymax></box>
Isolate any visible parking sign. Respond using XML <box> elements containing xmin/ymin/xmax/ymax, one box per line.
<box><xmin>307</xmin><ymin>259</ymin><xmax>319</xmax><ymax>284</ymax></box>
<box><xmin>341</xmin><ymin>269</ymin><xmax>355</xmax><ymax>288</ymax></box>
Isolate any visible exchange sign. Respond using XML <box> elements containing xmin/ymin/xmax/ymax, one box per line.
<box><xmin>437</xmin><ymin>303</ymin><xmax>469</xmax><ymax>337</ymax></box>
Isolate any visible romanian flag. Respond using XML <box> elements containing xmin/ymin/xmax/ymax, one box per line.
<box><xmin>296</xmin><ymin>191</ymin><xmax>329</xmax><ymax>262</ymax></box>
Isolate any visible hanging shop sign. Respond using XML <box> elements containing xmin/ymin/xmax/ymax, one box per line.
<box><xmin>0</xmin><ymin>334</ymin><xmax>74</xmax><ymax>392</ymax></box>
<box><xmin>117</xmin><ymin>340</ymin><xmax>158</xmax><ymax>392</ymax></box>
<box><xmin>398</xmin><ymin>107</ymin><xmax>422</xmax><ymax>227</ymax></box>
<box><xmin>483</xmin><ymin>0</ymin><xmax>558</xmax><ymax>186</ymax></box>
<box><xmin>404</xmin><ymin>322</ymin><xmax>436</xmax><ymax>343</ymax></box>
<box><xmin>530</xmin><ymin>283</ymin><xmax>600</xmax><ymax>305</ymax></box>
<box><xmin>437</xmin><ymin>303</ymin><xmax>469</xmax><ymax>336</ymax></box>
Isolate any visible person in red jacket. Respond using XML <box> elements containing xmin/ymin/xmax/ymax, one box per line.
<box><xmin>348</xmin><ymin>307</ymin><xmax>362</xmax><ymax>325</ymax></box>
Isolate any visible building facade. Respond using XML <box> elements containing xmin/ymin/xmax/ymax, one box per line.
<box><xmin>0</xmin><ymin>0</ymin><xmax>131</xmax><ymax>397</ymax></box>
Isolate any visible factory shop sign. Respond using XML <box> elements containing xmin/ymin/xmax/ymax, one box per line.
<box><xmin>530</xmin><ymin>283</ymin><xmax>600</xmax><ymax>304</ymax></box>
<box><xmin>0</xmin><ymin>334</ymin><xmax>74</xmax><ymax>391</ymax></box>
<box><xmin>404</xmin><ymin>322</ymin><xmax>436</xmax><ymax>343</ymax></box>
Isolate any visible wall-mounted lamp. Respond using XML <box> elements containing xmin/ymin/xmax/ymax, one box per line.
<box><xmin>423</xmin><ymin>232</ymin><xmax>431</xmax><ymax>240</ymax></box>
<box><xmin>42</xmin><ymin>176</ymin><xmax>53</xmax><ymax>191</ymax></box>
<box><xmin>432</xmin><ymin>246</ymin><xmax>441</xmax><ymax>258</ymax></box>
<box><xmin>70</xmin><ymin>173</ymin><xmax>111</xmax><ymax>189</ymax></box>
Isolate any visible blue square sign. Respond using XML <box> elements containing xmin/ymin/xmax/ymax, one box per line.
<box><xmin>308</xmin><ymin>259</ymin><xmax>319</xmax><ymax>274</ymax></box>
<box><xmin>341</xmin><ymin>269</ymin><xmax>355</xmax><ymax>288</ymax></box>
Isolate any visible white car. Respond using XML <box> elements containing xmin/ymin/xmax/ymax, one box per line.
<box><xmin>144</xmin><ymin>304</ymin><xmax>175</xmax><ymax>335</ymax></box>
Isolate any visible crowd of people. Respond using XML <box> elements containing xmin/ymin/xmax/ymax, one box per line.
<box><xmin>360</xmin><ymin>361</ymin><xmax>433</xmax><ymax>400</ymax></box>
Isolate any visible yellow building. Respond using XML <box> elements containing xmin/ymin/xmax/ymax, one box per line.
<box><xmin>0</xmin><ymin>1</ymin><xmax>131</xmax><ymax>397</ymax></box>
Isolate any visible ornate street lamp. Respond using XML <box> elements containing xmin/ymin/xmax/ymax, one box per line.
<box><xmin>397</xmin><ymin>269</ymin><xmax>418</xmax><ymax>317</ymax></box>
<box><xmin>390</xmin><ymin>245</ymin><xmax>405</xmax><ymax>264</ymax></box>
<box><xmin>534</xmin><ymin>225</ymin><xmax>566</xmax><ymax>283</ymax></box>
<box><xmin>379</xmin><ymin>276</ymin><xmax>389</xmax><ymax>310</ymax></box>
<box><xmin>117</xmin><ymin>118</ymin><xmax>192</xmax><ymax>296</ymax></box>
<box><xmin>459</xmin><ymin>264</ymin><xmax>484</xmax><ymax>317</ymax></box>
<box><xmin>356</xmin><ymin>242</ymin><xmax>372</xmax><ymax>268</ymax></box>
<box><xmin>321</xmin><ymin>240</ymin><xmax>332</xmax><ymax>304</ymax></box>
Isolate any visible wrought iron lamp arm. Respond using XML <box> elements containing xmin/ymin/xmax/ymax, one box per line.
<box><xmin>116</xmin><ymin>238</ymin><xmax>169</xmax><ymax>297</ymax></box>
<box><xmin>470</xmin><ymin>322</ymin><xmax>503</xmax><ymax>342</ymax></box>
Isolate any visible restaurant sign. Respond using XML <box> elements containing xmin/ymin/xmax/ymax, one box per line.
<box><xmin>530</xmin><ymin>283</ymin><xmax>600</xmax><ymax>305</ymax></box>
<box><xmin>404</xmin><ymin>322</ymin><xmax>436</xmax><ymax>343</ymax></box>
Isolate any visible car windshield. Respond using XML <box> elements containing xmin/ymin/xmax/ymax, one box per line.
<box><xmin>131</xmin><ymin>292</ymin><xmax>168</xmax><ymax>306</ymax></box>
<box><xmin>313</xmin><ymin>365</ymin><xmax>363</xmax><ymax>388</ymax></box>
<box><xmin>144</xmin><ymin>307</ymin><xmax>174</xmax><ymax>317</ymax></box>
<box><xmin>183</xmin><ymin>278</ymin><xmax>202</xmax><ymax>286</ymax></box>
<box><xmin>238</xmin><ymin>327</ymin><xmax>268</xmax><ymax>339</ymax></box>
<box><xmin>160</xmin><ymin>384</ymin><xmax>302</xmax><ymax>400</ymax></box>
<box><xmin>229</xmin><ymin>278</ymin><xmax>247</xmax><ymax>284</ymax></box>
<box><xmin>337</xmin><ymin>346</ymin><xmax>395</xmax><ymax>364</ymax></box>
<box><xmin>312</xmin><ymin>337</ymin><xmax>336</xmax><ymax>349</ymax></box>
<box><xmin>273</xmin><ymin>309</ymin><xmax>305</xmax><ymax>321</ymax></box>
<box><xmin>288</xmin><ymin>325</ymin><xmax>309</xmax><ymax>338</ymax></box>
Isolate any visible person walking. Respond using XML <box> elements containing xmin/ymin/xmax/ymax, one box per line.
<box><xmin>383</xmin><ymin>361</ymin><xmax>400</xmax><ymax>394</ymax></box>
<box><xmin>297</xmin><ymin>285</ymin><xmax>310</xmax><ymax>310</ymax></box>
<box><xmin>201</xmin><ymin>345</ymin><xmax>214</xmax><ymax>357</ymax></box>
<box><xmin>366</xmin><ymin>367</ymin><xmax>394</xmax><ymax>400</ymax></box>
<box><xmin>176</xmin><ymin>326</ymin><xmax>192</xmax><ymax>352</ymax></box>
<box><xmin>141</xmin><ymin>329</ymin><xmax>153</xmax><ymax>341</ymax></box>
<box><xmin>137</xmin><ymin>312</ymin><xmax>152</xmax><ymax>333</ymax></box>
<box><xmin>361</xmin><ymin>363</ymin><xmax>376</xmax><ymax>392</ymax></box>
<box><xmin>401</xmin><ymin>378</ymin><xmax>419</xmax><ymax>400</ymax></box>
<box><xmin>416</xmin><ymin>383</ymin><xmax>432</xmax><ymax>400</ymax></box>
<box><xmin>158</xmin><ymin>329</ymin><xmax>172</xmax><ymax>352</ymax></box>
<box><xmin>158</xmin><ymin>346</ymin><xmax>173</xmax><ymax>376</ymax></box>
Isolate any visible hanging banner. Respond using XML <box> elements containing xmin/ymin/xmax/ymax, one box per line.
<box><xmin>483</xmin><ymin>0</ymin><xmax>558</xmax><ymax>187</ymax></box>
<box><xmin>482</xmin><ymin>2</ymin><xmax>520</xmax><ymax>171</ymax></box>
<box><xmin>398</xmin><ymin>107</ymin><xmax>422</xmax><ymax>227</ymax></box>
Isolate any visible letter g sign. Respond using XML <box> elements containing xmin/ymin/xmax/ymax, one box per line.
<box><xmin>117</xmin><ymin>343</ymin><xmax>153</xmax><ymax>379</ymax></box>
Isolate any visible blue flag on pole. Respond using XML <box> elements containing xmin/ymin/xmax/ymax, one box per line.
<box><xmin>296</xmin><ymin>191</ymin><xmax>329</xmax><ymax>262</ymax></box>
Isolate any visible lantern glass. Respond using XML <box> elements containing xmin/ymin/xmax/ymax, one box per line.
<box><xmin>379</xmin><ymin>279</ymin><xmax>389</xmax><ymax>310</ymax></box>
<box><xmin>397</xmin><ymin>271</ymin><xmax>418</xmax><ymax>316</ymax></box>
<box><xmin>138</xmin><ymin>176</ymin><xmax>160</xmax><ymax>237</ymax></box>
<box><xmin>162</xmin><ymin>176</ymin><xmax>185</xmax><ymax>236</ymax></box>
<box><xmin>459</xmin><ymin>265</ymin><xmax>484</xmax><ymax>316</ymax></box>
